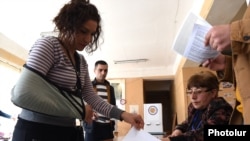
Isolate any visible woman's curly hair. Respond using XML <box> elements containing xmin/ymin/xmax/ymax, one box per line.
<box><xmin>53</xmin><ymin>0</ymin><xmax>101</xmax><ymax>54</ymax></box>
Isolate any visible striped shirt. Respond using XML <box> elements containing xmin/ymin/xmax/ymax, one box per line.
<box><xmin>25</xmin><ymin>36</ymin><xmax>123</xmax><ymax>120</ymax></box>
<box><xmin>94</xmin><ymin>84</ymin><xmax>110</xmax><ymax>122</ymax></box>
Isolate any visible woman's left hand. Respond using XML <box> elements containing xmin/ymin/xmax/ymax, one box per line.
<box><xmin>84</xmin><ymin>104</ymin><xmax>94</xmax><ymax>123</ymax></box>
<box><xmin>161</xmin><ymin>137</ymin><xmax>171</xmax><ymax>141</ymax></box>
<box><xmin>121</xmin><ymin>112</ymin><xmax>144</xmax><ymax>130</ymax></box>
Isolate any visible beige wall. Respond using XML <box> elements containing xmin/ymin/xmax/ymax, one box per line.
<box><xmin>0</xmin><ymin>48</ymin><xmax>25</xmax><ymax>68</ymax></box>
<box><xmin>173</xmin><ymin>58</ymin><xmax>187</xmax><ymax>123</ymax></box>
<box><xmin>116</xmin><ymin>78</ymin><xmax>144</xmax><ymax>136</ymax></box>
<box><xmin>0</xmin><ymin>33</ymin><xmax>28</xmax><ymax>68</ymax></box>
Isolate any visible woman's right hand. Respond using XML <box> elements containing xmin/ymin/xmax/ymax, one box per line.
<box><xmin>121</xmin><ymin>112</ymin><xmax>144</xmax><ymax>130</ymax></box>
<box><xmin>161</xmin><ymin>137</ymin><xmax>170</xmax><ymax>141</ymax></box>
<box><xmin>161</xmin><ymin>130</ymin><xmax>183</xmax><ymax>141</ymax></box>
<box><xmin>169</xmin><ymin>129</ymin><xmax>183</xmax><ymax>137</ymax></box>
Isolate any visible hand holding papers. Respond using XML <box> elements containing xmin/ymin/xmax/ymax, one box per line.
<box><xmin>184</xmin><ymin>23</ymin><xmax>219</xmax><ymax>63</ymax></box>
<box><xmin>172</xmin><ymin>12</ymin><xmax>219</xmax><ymax>64</ymax></box>
<box><xmin>122</xmin><ymin>126</ymin><xmax>161</xmax><ymax>141</ymax></box>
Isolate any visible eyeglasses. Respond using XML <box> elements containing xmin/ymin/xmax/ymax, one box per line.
<box><xmin>186</xmin><ymin>88</ymin><xmax>211</xmax><ymax>96</ymax></box>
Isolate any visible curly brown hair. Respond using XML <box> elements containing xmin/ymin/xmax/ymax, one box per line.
<box><xmin>53</xmin><ymin>0</ymin><xmax>101</xmax><ymax>54</ymax></box>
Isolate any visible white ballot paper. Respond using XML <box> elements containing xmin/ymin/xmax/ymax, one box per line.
<box><xmin>172</xmin><ymin>11</ymin><xmax>219</xmax><ymax>64</ymax></box>
<box><xmin>122</xmin><ymin>127</ymin><xmax>161</xmax><ymax>141</ymax></box>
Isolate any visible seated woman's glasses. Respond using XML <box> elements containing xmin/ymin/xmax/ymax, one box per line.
<box><xmin>186</xmin><ymin>88</ymin><xmax>211</xmax><ymax>95</ymax></box>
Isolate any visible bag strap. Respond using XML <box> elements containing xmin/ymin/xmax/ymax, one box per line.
<box><xmin>74</xmin><ymin>53</ymin><xmax>85</xmax><ymax>120</ymax></box>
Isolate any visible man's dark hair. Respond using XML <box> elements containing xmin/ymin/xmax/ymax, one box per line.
<box><xmin>95</xmin><ymin>60</ymin><xmax>108</xmax><ymax>67</ymax></box>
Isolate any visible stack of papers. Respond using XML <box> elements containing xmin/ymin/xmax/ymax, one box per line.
<box><xmin>122</xmin><ymin>127</ymin><xmax>161</xmax><ymax>141</ymax></box>
<box><xmin>172</xmin><ymin>11</ymin><xmax>219</xmax><ymax>64</ymax></box>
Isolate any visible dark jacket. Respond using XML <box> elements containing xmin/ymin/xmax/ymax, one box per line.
<box><xmin>83</xmin><ymin>79</ymin><xmax>116</xmax><ymax>134</ymax></box>
<box><xmin>92</xmin><ymin>78</ymin><xmax>116</xmax><ymax>106</ymax></box>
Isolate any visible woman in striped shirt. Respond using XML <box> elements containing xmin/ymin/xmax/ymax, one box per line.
<box><xmin>11</xmin><ymin>0</ymin><xmax>144</xmax><ymax>141</ymax></box>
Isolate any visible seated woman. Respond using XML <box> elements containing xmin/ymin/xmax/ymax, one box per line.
<box><xmin>161</xmin><ymin>71</ymin><xmax>233</xmax><ymax>141</ymax></box>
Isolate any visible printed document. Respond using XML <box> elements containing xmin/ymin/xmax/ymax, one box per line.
<box><xmin>122</xmin><ymin>126</ymin><xmax>160</xmax><ymax>141</ymax></box>
<box><xmin>172</xmin><ymin>12</ymin><xmax>219</xmax><ymax>64</ymax></box>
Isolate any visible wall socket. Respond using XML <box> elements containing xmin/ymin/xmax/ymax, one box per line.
<box><xmin>129</xmin><ymin>105</ymin><xmax>139</xmax><ymax>114</ymax></box>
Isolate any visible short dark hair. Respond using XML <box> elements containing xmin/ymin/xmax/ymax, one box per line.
<box><xmin>95</xmin><ymin>60</ymin><xmax>108</xmax><ymax>67</ymax></box>
<box><xmin>187</xmin><ymin>71</ymin><xmax>219</xmax><ymax>91</ymax></box>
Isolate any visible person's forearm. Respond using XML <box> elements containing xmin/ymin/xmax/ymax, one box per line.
<box><xmin>110</xmin><ymin>106</ymin><xmax>124</xmax><ymax>120</ymax></box>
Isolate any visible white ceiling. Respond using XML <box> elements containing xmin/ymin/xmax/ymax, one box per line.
<box><xmin>0</xmin><ymin>0</ymin><xmax>204</xmax><ymax>79</ymax></box>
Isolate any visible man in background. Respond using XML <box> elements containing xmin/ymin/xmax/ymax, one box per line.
<box><xmin>84</xmin><ymin>60</ymin><xmax>116</xmax><ymax>141</ymax></box>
